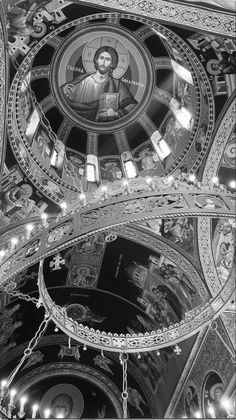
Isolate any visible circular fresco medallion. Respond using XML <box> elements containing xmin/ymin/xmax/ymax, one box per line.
<box><xmin>40</xmin><ymin>383</ymin><xmax>84</xmax><ymax>419</ymax></box>
<box><xmin>52</xmin><ymin>24</ymin><xmax>154</xmax><ymax>132</ymax></box>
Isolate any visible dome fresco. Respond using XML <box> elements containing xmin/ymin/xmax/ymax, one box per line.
<box><xmin>0</xmin><ymin>1</ymin><xmax>235</xmax><ymax>419</ymax></box>
<box><xmin>7</xmin><ymin>11</ymin><xmax>215</xmax><ymax>203</ymax></box>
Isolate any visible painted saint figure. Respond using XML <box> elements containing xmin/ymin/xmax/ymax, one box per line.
<box><xmin>61</xmin><ymin>46</ymin><xmax>137</xmax><ymax>121</ymax></box>
<box><xmin>51</xmin><ymin>394</ymin><xmax>73</xmax><ymax>419</ymax></box>
<box><xmin>208</xmin><ymin>384</ymin><xmax>228</xmax><ymax>418</ymax></box>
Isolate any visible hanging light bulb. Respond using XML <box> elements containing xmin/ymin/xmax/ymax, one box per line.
<box><xmin>221</xmin><ymin>397</ymin><xmax>231</xmax><ymax>414</ymax></box>
<box><xmin>79</xmin><ymin>193</ymin><xmax>86</xmax><ymax>206</ymax></box>
<box><xmin>9</xmin><ymin>389</ymin><xmax>16</xmax><ymax>405</ymax></box>
<box><xmin>0</xmin><ymin>380</ymin><xmax>7</xmax><ymax>387</ymax></box>
<box><xmin>188</xmin><ymin>174</ymin><xmax>196</xmax><ymax>183</ymax></box>
<box><xmin>26</xmin><ymin>223</ymin><xmax>34</xmax><ymax>239</ymax></box>
<box><xmin>60</xmin><ymin>202</ymin><xmax>67</xmax><ymax>216</ymax></box>
<box><xmin>168</xmin><ymin>175</ymin><xmax>174</xmax><ymax>186</ymax></box>
<box><xmin>0</xmin><ymin>250</ymin><xmax>5</xmax><ymax>260</ymax></box>
<box><xmin>212</xmin><ymin>176</ymin><xmax>219</xmax><ymax>185</ymax></box>
<box><xmin>83</xmin><ymin>344</ymin><xmax>87</xmax><ymax>351</ymax></box>
<box><xmin>208</xmin><ymin>405</ymin><xmax>215</xmax><ymax>417</ymax></box>
<box><xmin>10</xmin><ymin>237</ymin><xmax>18</xmax><ymax>251</ymax></box>
<box><xmin>146</xmin><ymin>177</ymin><xmax>155</xmax><ymax>190</ymax></box>
<box><xmin>229</xmin><ymin>180</ymin><xmax>236</xmax><ymax>189</ymax></box>
<box><xmin>0</xmin><ymin>380</ymin><xmax>8</xmax><ymax>401</ymax></box>
<box><xmin>122</xmin><ymin>180</ymin><xmax>130</xmax><ymax>194</ymax></box>
<box><xmin>101</xmin><ymin>185</ymin><xmax>108</xmax><ymax>199</ymax></box>
<box><xmin>32</xmin><ymin>404</ymin><xmax>39</xmax><ymax>419</ymax></box>
<box><xmin>19</xmin><ymin>396</ymin><xmax>27</xmax><ymax>413</ymax></box>
<box><xmin>44</xmin><ymin>408</ymin><xmax>51</xmax><ymax>418</ymax></box>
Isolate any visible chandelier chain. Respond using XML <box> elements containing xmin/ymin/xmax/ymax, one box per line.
<box><xmin>6</xmin><ymin>313</ymin><xmax>50</xmax><ymax>387</ymax></box>
<box><xmin>0</xmin><ymin>285</ymin><xmax>41</xmax><ymax>306</ymax></box>
<box><xmin>119</xmin><ymin>352</ymin><xmax>129</xmax><ymax>419</ymax></box>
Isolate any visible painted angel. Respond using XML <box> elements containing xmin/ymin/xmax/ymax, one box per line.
<box><xmin>127</xmin><ymin>387</ymin><xmax>147</xmax><ymax>416</ymax></box>
<box><xmin>93</xmin><ymin>355</ymin><xmax>114</xmax><ymax>375</ymax></box>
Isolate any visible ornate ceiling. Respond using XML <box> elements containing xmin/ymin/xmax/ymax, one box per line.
<box><xmin>0</xmin><ymin>1</ymin><xmax>235</xmax><ymax>419</ymax></box>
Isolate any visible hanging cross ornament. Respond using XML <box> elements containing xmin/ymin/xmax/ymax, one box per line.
<box><xmin>174</xmin><ymin>344</ymin><xmax>182</xmax><ymax>355</ymax></box>
<box><xmin>119</xmin><ymin>352</ymin><xmax>129</xmax><ymax>419</ymax></box>
<box><xmin>49</xmin><ymin>253</ymin><xmax>65</xmax><ymax>271</ymax></box>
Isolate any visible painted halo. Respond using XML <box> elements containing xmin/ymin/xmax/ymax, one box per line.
<box><xmin>39</xmin><ymin>383</ymin><xmax>84</xmax><ymax>419</ymax></box>
<box><xmin>66</xmin><ymin>303</ymin><xmax>88</xmax><ymax>320</ymax></box>
<box><xmin>206</xmin><ymin>59</ymin><xmax>221</xmax><ymax>75</ymax></box>
<box><xmin>209</xmin><ymin>382</ymin><xmax>224</xmax><ymax>400</ymax></box>
<box><xmin>82</xmin><ymin>36</ymin><xmax>129</xmax><ymax>78</ymax></box>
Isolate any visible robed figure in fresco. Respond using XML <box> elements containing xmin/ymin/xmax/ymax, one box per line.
<box><xmin>61</xmin><ymin>46</ymin><xmax>137</xmax><ymax>122</ymax></box>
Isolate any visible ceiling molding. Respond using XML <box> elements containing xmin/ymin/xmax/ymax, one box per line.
<box><xmin>78</xmin><ymin>0</ymin><xmax>235</xmax><ymax>37</ymax></box>
<box><xmin>202</xmin><ymin>92</ymin><xmax>236</xmax><ymax>183</ymax></box>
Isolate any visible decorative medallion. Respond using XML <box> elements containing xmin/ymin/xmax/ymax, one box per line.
<box><xmin>52</xmin><ymin>23</ymin><xmax>154</xmax><ymax>132</ymax></box>
<box><xmin>39</xmin><ymin>383</ymin><xmax>84</xmax><ymax>419</ymax></box>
